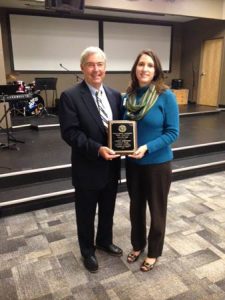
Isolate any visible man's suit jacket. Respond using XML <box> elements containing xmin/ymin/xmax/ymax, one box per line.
<box><xmin>59</xmin><ymin>80</ymin><xmax>122</xmax><ymax>190</ymax></box>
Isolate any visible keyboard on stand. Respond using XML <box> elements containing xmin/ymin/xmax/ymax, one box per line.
<box><xmin>0</xmin><ymin>93</ymin><xmax>34</xmax><ymax>116</ymax></box>
<box><xmin>2</xmin><ymin>93</ymin><xmax>33</xmax><ymax>101</ymax></box>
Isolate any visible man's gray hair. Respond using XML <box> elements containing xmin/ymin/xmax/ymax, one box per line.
<box><xmin>80</xmin><ymin>46</ymin><xmax>106</xmax><ymax>66</ymax></box>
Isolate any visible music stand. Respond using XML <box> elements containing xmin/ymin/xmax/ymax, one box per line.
<box><xmin>35</xmin><ymin>78</ymin><xmax>57</xmax><ymax>116</ymax></box>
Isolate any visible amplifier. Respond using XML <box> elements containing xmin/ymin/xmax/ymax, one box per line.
<box><xmin>171</xmin><ymin>79</ymin><xmax>183</xmax><ymax>89</ymax></box>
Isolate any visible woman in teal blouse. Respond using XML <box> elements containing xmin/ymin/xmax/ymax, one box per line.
<box><xmin>124</xmin><ymin>50</ymin><xmax>179</xmax><ymax>272</ymax></box>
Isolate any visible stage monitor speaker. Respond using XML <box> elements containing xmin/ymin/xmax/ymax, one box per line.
<box><xmin>0</xmin><ymin>102</ymin><xmax>12</xmax><ymax>129</ymax></box>
<box><xmin>45</xmin><ymin>0</ymin><xmax>85</xmax><ymax>13</ymax></box>
<box><xmin>171</xmin><ymin>79</ymin><xmax>184</xmax><ymax>89</ymax></box>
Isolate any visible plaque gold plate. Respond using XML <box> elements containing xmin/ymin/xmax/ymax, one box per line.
<box><xmin>108</xmin><ymin>120</ymin><xmax>137</xmax><ymax>154</ymax></box>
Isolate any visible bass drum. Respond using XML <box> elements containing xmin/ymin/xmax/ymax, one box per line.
<box><xmin>26</xmin><ymin>94</ymin><xmax>45</xmax><ymax>116</ymax></box>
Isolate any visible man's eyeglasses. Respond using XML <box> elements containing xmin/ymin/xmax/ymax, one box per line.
<box><xmin>85</xmin><ymin>62</ymin><xmax>105</xmax><ymax>68</ymax></box>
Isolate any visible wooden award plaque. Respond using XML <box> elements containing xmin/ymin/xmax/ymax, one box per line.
<box><xmin>108</xmin><ymin>120</ymin><xmax>137</xmax><ymax>155</ymax></box>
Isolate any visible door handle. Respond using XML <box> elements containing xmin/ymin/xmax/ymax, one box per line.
<box><xmin>200</xmin><ymin>72</ymin><xmax>206</xmax><ymax>76</ymax></box>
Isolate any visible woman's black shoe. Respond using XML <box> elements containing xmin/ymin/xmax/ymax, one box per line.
<box><xmin>83</xmin><ymin>255</ymin><xmax>98</xmax><ymax>273</ymax></box>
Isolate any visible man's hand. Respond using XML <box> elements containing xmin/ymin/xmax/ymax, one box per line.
<box><xmin>99</xmin><ymin>146</ymin><xmax>120</xmax><ymax>160</ymax></box>
<box><xmin>128</xmin><ymin>145</ymin><xmax>148</xmax><ymax>159</ymax></box>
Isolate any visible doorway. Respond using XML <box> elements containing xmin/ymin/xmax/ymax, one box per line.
<box><xmin>197</xmin><ymin>38</ymin><xmax>223</xmax><ymax>107</ymax></box>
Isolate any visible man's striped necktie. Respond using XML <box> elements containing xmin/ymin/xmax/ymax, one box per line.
<box><xmin>95</xmin><ymin>91</ymin><xmax>109</xmax><ymax>129</ymax></box>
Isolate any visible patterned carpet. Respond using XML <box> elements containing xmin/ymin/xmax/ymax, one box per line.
<box><xmin>1</xmin><ymin>171</ymin><xmax>225</xmax><ymax>300</ymax></box>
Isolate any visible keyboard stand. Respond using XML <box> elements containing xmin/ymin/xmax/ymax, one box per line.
<box><xmin>0</xmin><ymin>102</ymin><xmax>24</xmax><ymax>150</ymax></box>
<box><xmin>10</xmin><ymin>101</ymin><xmax>26</xmax><ymax>117</ymax></box>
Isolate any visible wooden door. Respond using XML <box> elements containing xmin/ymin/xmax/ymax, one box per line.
<box><xmin>197</xmin><ymin>38</ymin><xmax>223</xmax><ymax>106</ymax></box>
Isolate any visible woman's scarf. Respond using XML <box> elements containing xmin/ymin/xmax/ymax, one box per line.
<box><xmin>125</xmin><ymin>84</ymin><xmax>158</xmax><ymax>121</ymax></box>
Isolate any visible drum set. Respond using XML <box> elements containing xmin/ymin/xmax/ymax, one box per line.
<box><xmin>11</xmin><ymin>80</ymin><xmax>45</xmax><ymax>116</ymax></box>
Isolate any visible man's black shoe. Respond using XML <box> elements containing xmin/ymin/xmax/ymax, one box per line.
<box><xmin>83</xmin><ymin>255</ymin><xmax>98</xmax><ymax>273</ymax></box>
<box><xmin>96</xmin><ymin>244</ymin><xmax>123</xmax><ymax>257</ymax></box>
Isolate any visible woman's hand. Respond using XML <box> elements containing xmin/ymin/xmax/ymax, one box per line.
<box><xmin>128</xmin><ymin>145</ymin><xmax>148</xmax><ymax>159</ymax></box>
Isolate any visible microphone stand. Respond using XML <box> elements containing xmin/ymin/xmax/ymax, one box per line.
<box><xmin>59</xmin><ymin>63</ymin><xmax>83</xmax><ymax>83</ymax></box>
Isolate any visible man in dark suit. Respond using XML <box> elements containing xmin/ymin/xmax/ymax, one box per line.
<box><xmin>59</xmin><ymin>47</ymin><xmax>123</xmax><ymax>273</ymax></box>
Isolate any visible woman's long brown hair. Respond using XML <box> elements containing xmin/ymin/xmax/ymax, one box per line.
<box><xmin>126</xmin><ymin>49</ymin><xmax>168</xmax><ymax>95</ymax></box>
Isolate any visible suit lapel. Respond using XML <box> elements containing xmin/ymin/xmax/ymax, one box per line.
<box><xmin>80</xmin><ymin>81</ymin><xmax>105</xmax><ymax>133</ymax></box>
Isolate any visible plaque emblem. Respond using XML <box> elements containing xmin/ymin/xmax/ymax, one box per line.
<box><xmin>118</xmin><ymin>125</ymin><xmax>127</xmax><ymax>133</ymax></box>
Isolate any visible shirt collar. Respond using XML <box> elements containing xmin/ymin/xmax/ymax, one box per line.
<box><xmin>85</xmin><ymin>81</ymin><xmax>103</xmax><ymax>97</ymax></box>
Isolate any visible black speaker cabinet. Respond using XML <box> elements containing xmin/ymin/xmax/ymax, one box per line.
<box><xmin>171</xmin><ymin>79</ymin><xmax>184</xmax><ymax>89</ymax></box>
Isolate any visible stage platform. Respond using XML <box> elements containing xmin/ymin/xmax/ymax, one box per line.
<box><xmin>0</xmin><ymin>104</ymin><xmax>225</xmax><ymax>215</ymax></box>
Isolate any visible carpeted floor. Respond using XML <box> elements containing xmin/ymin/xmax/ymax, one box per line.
<box><xmin>1</xmin><ymin>171</ymin><xmax>225</xmax><ymax>300</ymax></box>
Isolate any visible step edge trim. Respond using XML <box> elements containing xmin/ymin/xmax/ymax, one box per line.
<box><xmin>0</xmin><ymin>188</ymin><xmax>75</xmax><ymax>207</ymax></box>
<box><xmin>0</xmin><ymin>164</ymin><xmax>71</xmax><ymax>178</ymax></box>
<box><xmin>1</xmin><ymin>162</ymin><xmax>225</xmax><ymax>207</ymax></box>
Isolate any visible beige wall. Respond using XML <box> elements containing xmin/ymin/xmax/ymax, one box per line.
<box><xmin>223</xmin><ymin>0</ymin><xmax>225</xmax><ymax>19</ymax></box>
<box><xmin>0</xmin><ymin>21</ymin><xmax>6</xmax><ymax>84</ymax></box>
<box><xmin>86</xmin><ymin>0</ymin><xmax>225</xmax><ymax>20</ymax></box>
<box><xmin>0</xmin><ymin>10</ymin><xmax>10</xmax><ymax>79</ymax></box>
